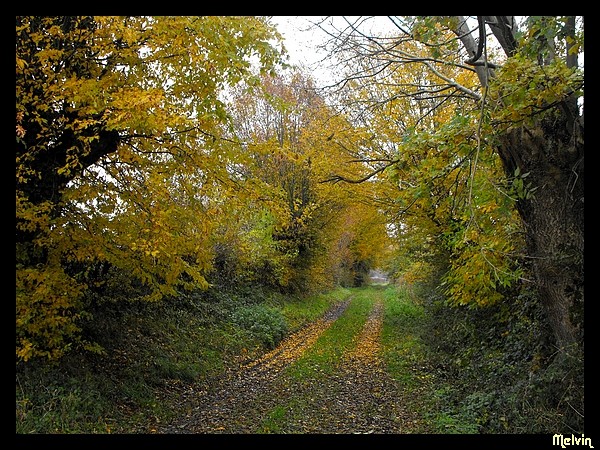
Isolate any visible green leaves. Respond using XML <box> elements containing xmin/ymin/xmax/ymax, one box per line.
<box><xmin>489</xmin><ymin>54</ymin><xmax>583</xmax><ymax>126</ymax></box>
<box><xmin>231</xmin><ymin>304</ymin><xmax>288</xmax><ymax>350</ymax></box>
<box><xmin>509</xmin><ymin>167</ymin><xmax>537</xmax><ymax>201</ymax></box>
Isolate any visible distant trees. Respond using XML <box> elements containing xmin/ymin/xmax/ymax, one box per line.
<box><xmin>16</xmin><ymin>16</ymin><xmax>392</xmax><ymax>362</ymax></box>
<box><xmin>226</xmin><ymin>70</ymin><xmax>391</xmax><ymax>292</ymax></box>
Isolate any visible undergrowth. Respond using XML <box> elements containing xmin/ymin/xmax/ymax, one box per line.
<box><xmin>15</xmin><ymin>275</ymin><xmax>584</xmax><ymax>434</ymax></box>
<box><xmin>16</xmin><ymin>283</ymin><xmax>344</xmax><ymax>434</ymax></box>
<box><xmin>408</xmin><ymin>276</ymin><xmax>585</xmax><ymax>434</ymax></box>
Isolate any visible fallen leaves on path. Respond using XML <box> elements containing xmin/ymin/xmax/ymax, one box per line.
<box><xmin>243</xmin><ymin>298</ymin><xmax>352</xmax><ymax>375</ymax></box>
<box><xmin>156</xmin><ymin>293</ymin><xmax>426</xmax><ymax>434</ymax></box>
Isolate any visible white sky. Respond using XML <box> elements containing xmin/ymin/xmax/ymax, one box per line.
<box><xmin>270</xmin><ymin>16</ymin><xmax>399</xmax><ymax>86</ymax></box>
<box><xmin>270</xmin><ymin>17</ymin><xmax>330</xmax><ymax>74</ymax></box>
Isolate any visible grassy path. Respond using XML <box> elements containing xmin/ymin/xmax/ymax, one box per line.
<box><xmin>157</xmin><ymin>284</ymin><xmax>433</xmax><ymax>434</ymax></box>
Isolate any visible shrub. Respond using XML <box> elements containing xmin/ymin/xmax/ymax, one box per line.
<box><xmin>231</xmin><ymin>304</ymin><xmax>288</xmax><ymax>349</ymax></box>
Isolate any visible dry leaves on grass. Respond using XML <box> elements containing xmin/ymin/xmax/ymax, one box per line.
<box><xmin>156</xmin><ymin>295</ymin><xmax>425</xmax><ymax>434</ymax></box>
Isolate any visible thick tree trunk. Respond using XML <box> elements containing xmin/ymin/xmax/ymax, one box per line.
<box><xmin>496</xmin><ymin>112</ymin><xmax>584</xmax><ymax>356</ymax></box>
<box><xmin>16</xmin><ymin>118</ymin><xmax>120</xmax><ymax>266</ymax></box>
<box><xmin>452</xmin><ymin>15</ymin><xmax>585</xmax><ymax>358</ymax></box>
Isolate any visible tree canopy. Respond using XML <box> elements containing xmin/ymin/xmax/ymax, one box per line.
<box><xmin>16</xmin><ymin>16</ymin><xmax>584</xmax><ymax>370</ymax></box>
<box><xmin>312</xmin><ymin>15</ymin><xmax>583</xmax><ymax>354</ymax></box>
<box><xmin>16</xmin><ymin>16</ymin><xmax>287</xmax><ymax>360</ymax></box>
<box><xmin>16</xmin><ymin>16</ymin><xmax>392</xmax><ymax>361</ymax></box>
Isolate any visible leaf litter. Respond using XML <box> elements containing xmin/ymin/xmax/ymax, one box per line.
<box><xmin>156</xmin><ymin>293</ymin><xmax>427</xmax><ymax>434</ymax></box>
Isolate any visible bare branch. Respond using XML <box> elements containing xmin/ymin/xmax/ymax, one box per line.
<box><xmin>320</xmin><ymin>163</ymin><xmax>391</xmax><ymax>184</ymax></box>
<box><xmin>424</xmin><ymin>61</ymin><xmax>481</xmax><ymax>101</ymax></box>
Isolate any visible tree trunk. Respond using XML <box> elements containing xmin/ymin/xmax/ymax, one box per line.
<box><xmin>496</xmin><ymin>111</ymin><xmax>584</xmax><ymax>356</ymax></box>
<box><xmin>451</xmin><ymin>15</ymin><xmax>584</xmax><ymax>357</ymax></box>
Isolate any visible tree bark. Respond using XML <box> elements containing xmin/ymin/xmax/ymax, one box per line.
<box><xmin>496</xmin><ymin>113</ymin><xmax>584</xmax><ymax>355</ymax></box>
<box><xmin>450</xmin><ymin>15</ymin><xmax>584</xmax><ymax>357</ymax></box>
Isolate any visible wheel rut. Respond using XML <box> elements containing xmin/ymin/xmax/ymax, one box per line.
<box><xmin>157</xmin><ymin>297</ymin><xmax>352</xmax><ymax>433</ymax></box>
<box><xmin>157</xmin><ymin>291</ymin><xmax>424</xmax><ymax>434</ymax></box>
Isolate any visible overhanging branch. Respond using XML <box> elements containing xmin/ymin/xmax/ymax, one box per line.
<box><xmin>320</xmin><ymin>160</ymin><xmax>397</xmax><ymax>184</ymax></box>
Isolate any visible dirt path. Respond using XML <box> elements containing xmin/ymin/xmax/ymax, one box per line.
<box><xmin>157</xmin><ymin>291</ymin><xmax>424</xmax><ymax>434</ymax></box>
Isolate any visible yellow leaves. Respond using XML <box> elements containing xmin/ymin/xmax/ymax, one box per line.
<box><xmin>443</xmin><ymin>233</ymin><xmax>518</xmax><ymax>308</ymax></box>
<box><xmin>402</xmin><ymin>261</ymin><xmax>434</xmax><ymax>284</ymax></box>
<box><xmin>16</xmin><ymin>265</ymin><xmax>85</xmax><ymax>361</ymax></box>
<box><xmin>35</xmin><ymin>48</ymin><xmax>65</xmax><ymax>65</ymax></box>
<box><xmin>489</xmin><ymin>55</ymin><xmax>582</xmax><ymax>128</ymax></box>
<box><xmin>16</xmin><ymin>194</ymin><xmax>53</xmax><ymax>234</ymax></box>
<box><xmin>478</xmin><ymin>202</ymin><xmax>497</xmax><ymax>215</ymax></box>
<box><xmin>105</xmin><ymin>87</ymin><xmax>166</xmax><ymax>131</ymax></box>
<box><xmin>16</xmin><ymin>56</ymin><xmax>27</xmax><ymax>71</ymax></box>
<box><xmin>120</xmin><ymin>25</ymin><xmax>140</xmax><ymax>46</ymax></box>
<box><xmin>16</xmin><ymin>340</ymin><xmax>35</xmax><ymax>362</ymax></box>
<box><xmin>345</xmin><ymin>299</ymin><xmax>383</xmax><ymax>363</ymax></box>
<box><xmin>15</xmin><ymin>15</ymin><xmax>289</xmax><ymax>362</ymax></box>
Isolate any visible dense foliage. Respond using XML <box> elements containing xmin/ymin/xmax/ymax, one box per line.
<box><xmin>313</xmin><ymin>15</ymin><xmax>584</xmax><ymax>432</ymax></box>
<box><xmin>16</xmin><ymin>15</ymin><xmax>584</xmax><ymax>435</ymax></box>
<box><xmin>16</xmin><ymin>16</ymin><xmax>285</xmax><ymax>361</ymax></box>
<box><xmin>16</xmin><ymin>16</ymin><xmax>389</xmax><ymax>362</ymax></box>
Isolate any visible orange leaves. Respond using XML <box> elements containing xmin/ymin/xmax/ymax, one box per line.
<box><xmin>345</xmin><ymin>299</ymin><xmax>384</xmax><ymax>363</ymax></box>
<box><xmin>16</xmin><ymin>112</ymin><xmax>26</xmax><ymax>138</ymax></box>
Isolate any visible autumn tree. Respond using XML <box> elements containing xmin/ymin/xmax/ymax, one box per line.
<box><xmin>315</xmin><ymin>16</ymin><xmax>583</xmax><ymax>359</ymax></box>
<box><xmin>226</xmin><ymin>69</ymin><xmax>391</xmax><ymax>292</ymax></box>
<box><xmin>16</xmin><ymin>16</ymin><xmax>286</xmax><ymax>361</ymax></box>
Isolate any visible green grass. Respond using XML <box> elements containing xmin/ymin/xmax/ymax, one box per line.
<box><xmin>257</xmin><ymin>399</ymin><xmax>309</xmax><ymax>434</ymax></box>
<box><xmin>379</xmin><ymin>283</ymin><xmax>481</xmax><ymax>433</ymax></box>
<box><xmin>15</xmin><ymin>285</ymin><xmax>352</xmax><ymax>434</ymax></box>
<box><xmin>259</xmin><ymin>405</ymin><xmax>289</xmax><ymax>434</ymax></box>
<box><xmin>15</xmin><ymin>283</ymin><xmax>489</xmax><ymax>434</ymax></box>
<box><xmin>16</xmin><ymin>376</ymin><xmax>113</xmax><ymax>434</ymax></box>
<box><xmin>255</xmin><ymin>284</ymin><xmax>470</xmax><ymax>434</ymax></box>
<box><xmin>284</xmin><ymin>288</ymin><xmax>373</xmax><ymax>380</ymax></box>
<box><xmin>16</xmin><ymin>301</ymin><xmax>255</xmax><ymax>433</ymax></box>
<box><xmin>279</xmin><ymin>287</ymin><xmax>352</xmax><ymax>331</ymax></box>
<box><xmin>380</xmin><ymin>284</ymin><xmax>427</xmax><ymax>388</ymax></box>
<box><xmin>255</xmin><ymin>288</ymin><xmax>375</xmax><ymax>433</ymax></box>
